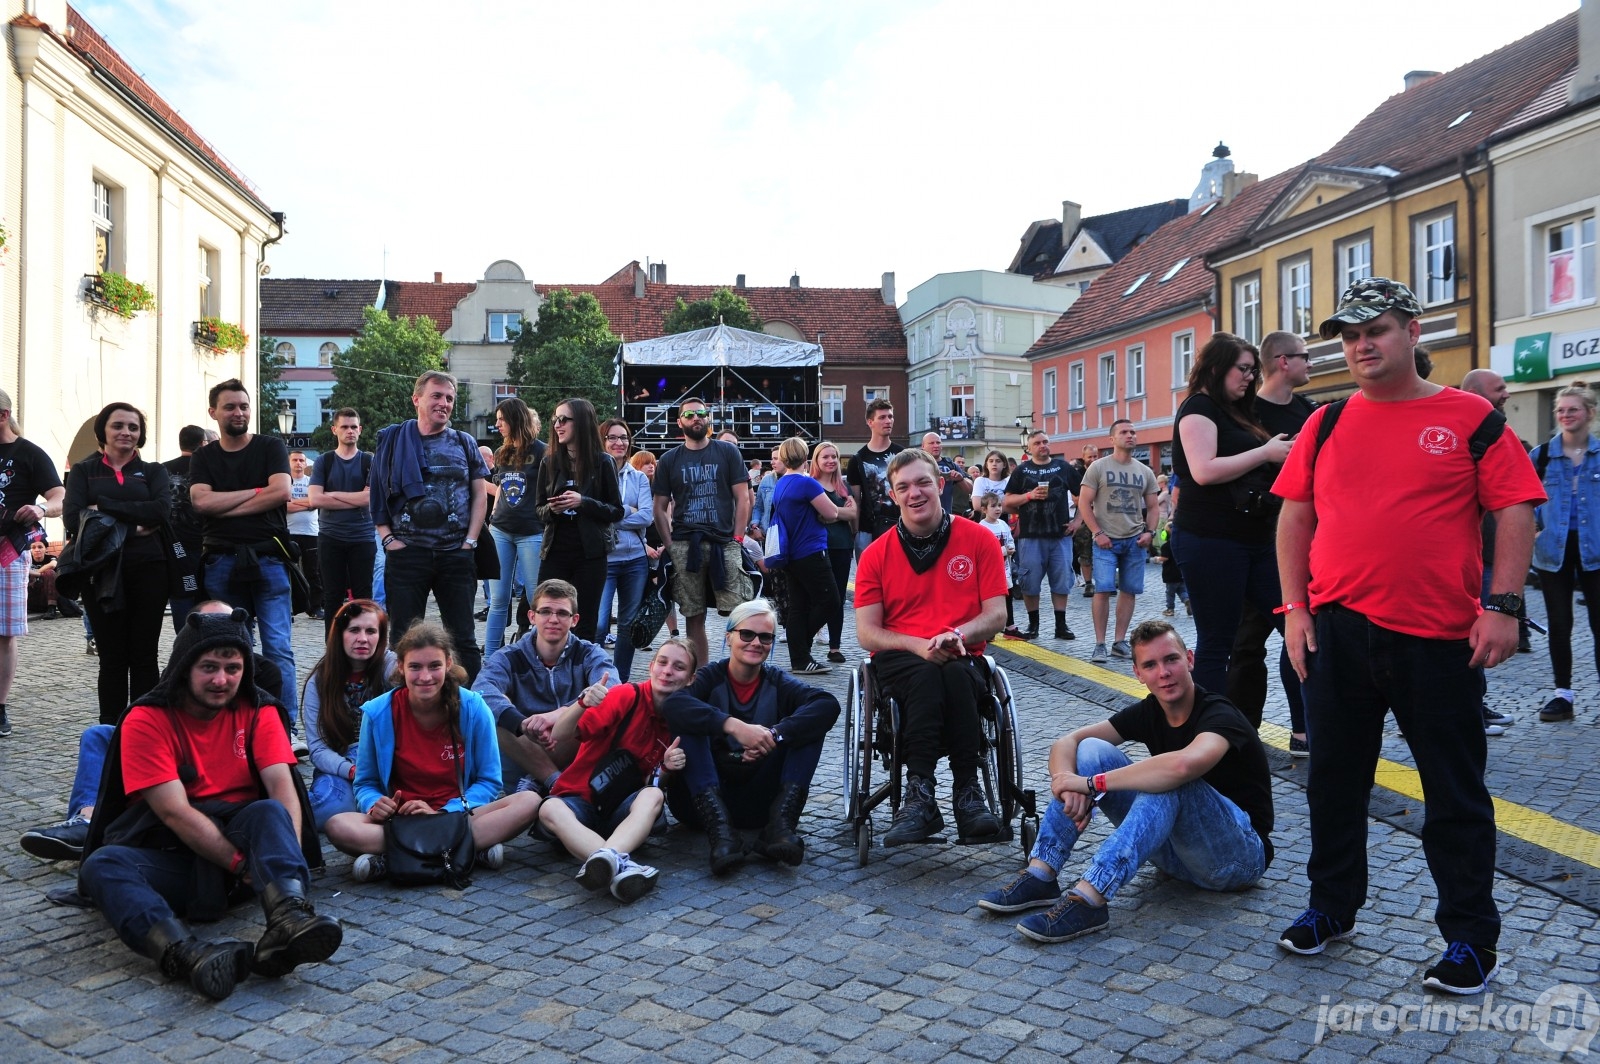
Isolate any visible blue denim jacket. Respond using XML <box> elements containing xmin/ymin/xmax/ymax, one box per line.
<box><xmin>1533</xmin><ymin>433</ymin><xmax>1600</xmax><ymax>572</ymax></box>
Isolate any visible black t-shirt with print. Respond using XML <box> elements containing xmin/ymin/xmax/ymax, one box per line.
<box><xmin>0</xmin><ymin>437</ymin><xmax>62</xmax><ymax>526</ymax></box>
<box><xmin>188</xmin><ymin>434</ymin><xmax>290</xmax><ymax>551</ymax></box>
<box><xmin>490</xmin><ymin>439</ymin><xmax>546</xmax><ymax>537</ymax></box>
<box><xmin>846</xmin><ymin>443</ymin><xmax>903</xmax><ymax>537</ymax></box>
<box><xmin>654</xmin><ymin>440</ymin><xmax>746</xmax><ymax>539</ymax></box>
<box><xmin>1004</xmin><ymin>457</ymin><xmax>1079</xmax><ymax>540</ymax></box>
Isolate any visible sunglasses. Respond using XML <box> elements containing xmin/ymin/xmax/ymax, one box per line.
<box><xmin>731</xmin><ymin>628</ymin><xmax>775</xmax><ymax>646</ymax></box>
<box><xmin>679</xmin><ymin>410</ymin><xmax>710</xmax><ymax>420</ymax></box>
<box><xmin>553</xmin><ymin>415</ymin><xmax>575</xmax><ymax>427</ymax></box>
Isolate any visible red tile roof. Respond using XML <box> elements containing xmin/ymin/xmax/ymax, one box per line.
<box><xmin>261</xmin><ymin>279</ymin><xmax>383</xmax><ymax>334</ymax></box>
<box><xmin>538</xmin><ymin>264</ymin><xmax>906</xmax><ymax>365</ymax></box>
<box><xmin>54</xmin><ymin>7</ymin><xmax>270</xmax><ymax>213</ymax></box>
<box><xmin>1026</xmin><ymin>171</ymin><xmax>1296</xmax><ymax>356</ymax></box>
<box><xmin>382</xmin><ymin>280</ymin><xmax>476</xmax><ymax>332</ymax></box>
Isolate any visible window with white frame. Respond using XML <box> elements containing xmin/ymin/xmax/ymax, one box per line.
<box><xmin>950</xmin><ymin>384</ymin><xmax>974</xmax><ymax>418</ymax></box>
<box><xmin>1233</xmin><ymin>275</ymin><xmax>1261</xmax><ymax>344</ymax></box>
<box><xmin>1068</xmin><ymin>362</ymin><xmax>1085</xmax><ymax>410</ymax></box>
<box><xmin>1127</xmin><ymin>345</ymin><xmax>1146</xmax><ymax>398</ymax></box>
<box><xmin>274</xmin><ymin>341</ymin><xmax>296</xmax><ymax>365</ymax></box>
<box><xmin>1415</xmin><ymin>210</ymin><xmax>1456</xmax><ymax>305</ymax></box>
<box><xmin>863</xmin><ymin>386</ymin><xmax>890</xmax><ymax>405</ymax></box>
<box><xmin>487</xmin><ymin>312</ymin><xmax>522</xmax><ymax>343</ymax></box>
<box><xmin>1042</xmin><ymin>369</ymin><xmax>1058</xmax><ymax>414</ymax></box>
<box><xmin>198</xmin><ymin>244</ymin><xmax>219</xmax><ymax>318</ymax></box>
<box><xmin>319</xmin><ymin>342</ymin><xmax>339</xmax><ymax>367</ymax></box>
<box><xmin>92</xmin><ymin>178</ymin><xmax>119</xmax><ymax>273</ymax></box>
<box><xmin>319</xmin><ymin>396</ymin><xmax>335</xmax><ymax>425</ymax></box>
<box><xmin>1546</xmin><ymin>214</ymin><xmax>1597</xmax><ymax>311</ymax></box>
<box><xmin>1173</xmin><ymin>331</ymin><xmax>1195</xmax><ymax>387</ymax></box>
<box><xmin>1337</xmin><ymin>234</ymin><xmax>1372</xmax><ymax>292</ymax></box>
<box><xmin>1098</xmin><ymin>353</ymin><xmax>1116</xmax><ymax>404</ymax></box>
<box><xmin>1280</xmin><ymin>255</ymin><xmax>1313</xmax><ymax>335</ymax></box>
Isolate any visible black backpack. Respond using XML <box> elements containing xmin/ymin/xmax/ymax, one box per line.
<box><xmin>1309</xmin><ymin>396</ymin><xmax>1507</xmax><ymax>470</ymax></box>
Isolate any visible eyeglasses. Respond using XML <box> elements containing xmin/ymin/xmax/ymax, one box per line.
<box><xmin>679</xmin><ymin>410</ymin><xmax>710</xmax><ymax>420</ymax></box>
<box><xmin>1280</xmin><ymin>352</ymin><xmax>1311</xmax><ymax>361</ymax></box>
<box><xmin>604</xmin><ymin>434</ymin><xmax>631</xmax><ymax>443</ymax></box>
<box><xmin>552</xmin><ymin>415</ymin><xmax>574</xmax><ymax>427</ymax></box>
<box><xmin>731</xmin><ymin>628</ymin><xmax>776</xmax><ymax>646</ymax></box>
<box><xmin>533</xmin><ymin>607</ymin><xmax>575</xmax><ymax>620</ymax></box>
<box><xmin>1233</xmin><ymin>364</ymin><xmax>1258</xmax><ymax>378</ymax></box>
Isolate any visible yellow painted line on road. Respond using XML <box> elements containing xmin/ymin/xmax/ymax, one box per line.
<box><xmin>992</xmin><ymin>635</ymin><xmax>1600</xmax><ymax>872</ymax></box>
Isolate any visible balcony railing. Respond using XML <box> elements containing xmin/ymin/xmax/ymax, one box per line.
<box><xmin>929</xmin><ymin>415</ymin><xmax>986</xmax><ymax>441</ymax></box>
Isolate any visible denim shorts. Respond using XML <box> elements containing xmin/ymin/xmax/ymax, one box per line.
<box><xmin>1015</xmin><ymin>536</ymin><xmax>1073</xmax><ymax>597</ymax></box>
<box><xmin>1091</xmin><ymin>536</ymin><xmax>1147</xmax><ymax>596</ymax></box>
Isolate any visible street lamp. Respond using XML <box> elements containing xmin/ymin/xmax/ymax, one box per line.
<box><xmin>276</xmin><ymin>400</ymin><xmax>295</xmax><ymax>437</ymax></box>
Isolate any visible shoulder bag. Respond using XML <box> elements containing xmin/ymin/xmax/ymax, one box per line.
<box><xmin>588</xmin><ymin>687</ymin><xmax>647</xmax><ymax>820</ymax></box>
<box><xmin>383</xmin><ymin>704</ymin><xmax>477</xmax><ymax>888</ymax></box>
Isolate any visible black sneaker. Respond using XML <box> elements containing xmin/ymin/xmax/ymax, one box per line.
<box><xmin>1422</xmin><ymin>942</ymin><xmax>1499</xmax><ymax>995</ymax></box>
<box><xmin>0</xmin><ymin>706</ymin><xmax>9</xmax><ymax>738</ymax></box>
<box><xmin>883</xmin><ymin>776</ymin><xmax>944</xmax><ymax>846</ymax></box>
<box><xmin>951</xmin><ymin>778</ymin><xmax>1002</xmax><ymax>842</ymax></box>
<box><xmin>826</xmin><ymin>649</ymin><xmax>848</xmax><ymax>664</ymax></box>
<box><xmin>1022</xmin><ymin>625</ymin><xmax>1039</xmax><ymax>641</ymax></box>
<box><xmin>792</xmin><ymin>660</ymin><xmax>831</xmax><ymax>675</ymax></box>
<box><xmin>21</xmin><ymin>813</ymin><xmax>90</xmax><ymax>860</ymax></box>
<box><xmin>1540</xmin><ymin>696</ymin><xmax>1575</xmax><ymax>722</ymax></box>
<box><xmin>1278</xmin><ymin>907</ymin><xmax>1354</xmax><ymax>955</ymax></box>
<box><xmin>1289</xmin><ymin>736</ymin><xmax>1309</xmax><ymax>758</ymax></box>
<box><xmin>1054</xmin><ymin>626</ymin><xmax>1075</xmax><ymax>641</ymax></box>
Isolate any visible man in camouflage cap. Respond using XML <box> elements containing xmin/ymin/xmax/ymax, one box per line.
<box><xmin>1315</xmin><ymin>276</ymin><xmax>1424</xmax><ymax>337</ymax></box>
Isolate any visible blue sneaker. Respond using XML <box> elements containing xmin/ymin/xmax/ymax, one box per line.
<box><xmin>1423</xmin><ymin>942</ymin><xmax>1499</xmax><ymax>995</ymax></box>
<box><xmin>1016</xmin><ymin>889</ymin><xmax>1109</xmax><ymax>943</ymax></box>
<box><xmin>1278</xmin><ymin>907</ymin><xmax>1354</xmax><ymax>955</ymax></box>
<box><xmin>976</xmin><ymin>870</ymin><xmax>1062</xmax><ymax>914</ymax></box>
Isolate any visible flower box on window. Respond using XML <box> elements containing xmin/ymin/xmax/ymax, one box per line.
<box><xmin>84</xmin><ymin>272</ymin><xmax>156</xmax><ymax>318</ymax></box>
<box><xmin>194</xmin><ymin>316</ymin><xmax>249</xmax><ymax>353</ymax></box>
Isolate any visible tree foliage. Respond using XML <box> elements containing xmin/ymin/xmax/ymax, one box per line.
<box><xmin>661</xmin><ymin>287</ymin><xmax>764</xmax><ymax>335</ymax></box>
<box><xmin>257</xmin><ymin>333</ymin><xmax>286</xmax><ymax>427</ymax></box>
<box><xmin>310</xmin><ymin>306</ymin><xmax>457</xmax><ymax>451</ymax></box>
<box><xmin>505</xmin><ymin>288</ymin><xmax>619</xmax><ymax>420</ymax></box>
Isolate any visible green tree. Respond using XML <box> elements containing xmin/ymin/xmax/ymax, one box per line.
<box><xmin>310</xmin><ymin>306</ymin><xmax>453</xmax><ymax>451</ymax></box>
<box><xmin>505</xmin><ymin>288</ymin><xmax>619</xmax><ymax>420</ymax></box>
<box><xmin>661</xmin><ymin>287</ymin><xmax>764</xmax><ymax>335</ymax></box>
<box><xmin>257</xmin><ymin>333</ymin><xmax>286</xmax><ymax>429</ymax></box>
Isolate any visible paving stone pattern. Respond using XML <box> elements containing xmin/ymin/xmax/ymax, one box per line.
<box><xmin>2</xmin><ymin>574</ymin><xmax>1596</xmax><ymax>1061</ymax></box>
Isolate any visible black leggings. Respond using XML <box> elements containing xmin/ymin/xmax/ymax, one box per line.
<box><xmin>784</xmin><ymin>552</ymin><xmax>839</xmax><ymax>669</ymax></box>
<box><xmin>1539</xmin><ymin>531</ymin><xmax>1600</xmax><ymax>689</ymax></box>
<box><xmin>538</xmin><ymin>535</ymin><xmax>607</xmax><ymax>643</ymax></box>
<box><xmin>825</xmin><ymin>548</ymin><xmax>852</xmax><ymax>650</ymax></box>
<box><xmin>85</xmin><ymin>556</ymin><xmax>169</xmax><ymax>724</ymax></box>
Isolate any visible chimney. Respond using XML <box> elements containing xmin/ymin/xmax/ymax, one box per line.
<box><xmin>1403</xmin><ymin>69</ymin><xmax>1441</xmax><ymax>91</ymax></box>
<box><xmin>1061</xmin><ymin>200</ymin><xmax>1082</xmax><ymax>237</ymax></box>
<box><xmin>433</xmin><ymin>271</ymin><xmax>442</xmax><ymax>283</ymax></box>
<box><xmin>633</xmin><ymin>267</ymin><xmax>646</xmax><ymax>299</ymax></box>
<box><xmin>1574</xmin><ymin>0</ymin><xmax>1600</xmax><ymax>104</ymax></box>
<box><xmin>881</xmin><ymin>272</ymin><xmax>895</xmax><ymax>305</ymax></box>
<box><xmin>1221</xmin><ymin>170</ymin><xmax>1258</xmax><ymax>206</ymax></box>
<box><xmin>789</xmin><ymin>273</ymin><xmax>801</xmax><ymax>288</ymax></box>
<box><xmin>736</xmin><ymin>274</ymin><xmax>746</xmax><ymax>289</ymax></box>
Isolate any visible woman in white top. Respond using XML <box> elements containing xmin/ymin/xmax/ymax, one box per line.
<box><xmin>971</xmin><ymin>450</ymin><xmax>1012</xmax><ymax>517</ymax></box>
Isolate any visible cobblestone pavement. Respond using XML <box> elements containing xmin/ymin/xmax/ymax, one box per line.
<box><xmin>3</xmin><ymin>571</ymin><xmax>1597</xmax><ymax>1062</ymax></box>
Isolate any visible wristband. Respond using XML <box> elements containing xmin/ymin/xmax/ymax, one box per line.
<box><xmin>1272</xmin><ymin>602</ymin><xmax>1307</xmax><ymax>615</ymax></box>
<box><xmin>950</xmin><ymin>627</ymin><xmax>964</xmax><ymax>644</ymax></box>
<box><xmin>382</xmin><ymin>533</ymin><xmax>397</xmax><ymax>547</ymax></box>
<box><xmin>734</xmin><ymin>534</ymin><xmax>745</xmax><ymax>544</ymax></box>
<box><xmin>1094</xmin><ymin>773</ymin><xmax>1108</xmax><ymax>796</ymax></box>
<box><xmin>228</xmin><ymin>850</ymin><xmax>246</xmax><ymax>875</ymax></box>
<box><xmin>253</xmin><ymin>487</ymin><xmax>262</xmax><ymax>495</ymax></box>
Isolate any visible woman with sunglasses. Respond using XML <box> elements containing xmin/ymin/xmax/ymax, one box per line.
<box><xmin>302</xmin><ymin>599</ymin><xmax>397</xmax><ymax>829</ymax></box>
<box><xmin>535</xmin><ymin>398</ymin><xmax>623</xmax><ymax>642</ymax></box>
<box><xmin>1170</xmin><ymin>333</ymin><xmax>1293</xmax><ymax>701</ymax></box>
<box><xmin>595</xmin><ymin>419</ymin><xmax>655</xmax><ymax>680</ymax></box>
<box><xmin>658</xmin><ymin>599</ymin><xmax>840</xmax><ymax>874</ymax></box>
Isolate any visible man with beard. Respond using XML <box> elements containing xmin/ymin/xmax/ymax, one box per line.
<box><xmin>189</xmin><ymin>380</ymin><xmax>300</xmax><ymax>747</ymax></box>
<box><xmin>1004</xmin><ymin>431</ymin><xmax>1081</xmax><ymax>640</ymax></box>
<box><xmin>855</xmin><ymin>449</ymin><xmax>1007</xmax><ymax>846</ymax></box>
<box><xmin>654</xmin><ymin>398</ymin><xmax>753</xmax><ymax>670</ymax></box>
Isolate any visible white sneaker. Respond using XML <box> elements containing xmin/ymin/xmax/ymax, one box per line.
<box><xmin>610</xmin><ymin>855</ymin><xmax>659</xmax><ymax>902</ymax></box>
<box><xmin>292</xmin><ymin>733</ymin><xmax>310</xmax><ymax>758</ymax></box>
<box><xmin>576</xmin><ymin>847</ymin><xmax>620</xmax><ymax>891</ymax></box>
<box><xmin>352</xmin><ymin>853</ymin><xmax>387</xmax><ymax>882</ymax></box>
<box><xmin>480</xmin><ymin>843</ymin><xmax>505</xmax><ymax>870</ymax></box>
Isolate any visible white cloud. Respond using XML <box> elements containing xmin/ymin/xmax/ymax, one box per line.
<box><xmin>78</xmin><ymin>0</ymin><xmax>1580</xmax><ymax>296</ymax></box>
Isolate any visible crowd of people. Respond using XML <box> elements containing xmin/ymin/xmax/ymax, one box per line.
<box><xmin>5</xmin><ymin>279</ymin><xmax>1562</xmax><ymax>1003</ymax></box>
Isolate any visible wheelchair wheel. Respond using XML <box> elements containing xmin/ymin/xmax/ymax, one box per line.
<box><xmin>856</xmin><ymin>818</ymin><xmax>873</xmax><ymax>867</ymax></box>
<box><xmin>990</xmin><ymin>663</ymin><xmax>1024</xmax><ymax>825</ymax></box>
<box><xmin>842</xmin><ymin>667</ymin><xmax>863</xmax><ymax>821</ymax></box>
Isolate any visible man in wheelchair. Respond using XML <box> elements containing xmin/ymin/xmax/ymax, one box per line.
<box><xmin>855</xmin><ymin>449</ymin><xmax>1010</xmax><ymax>846</ymax></box>
<box><xmin>975</xmin><ymin>620</ymin><xmax>1273</xmax><ymax>943</ymax></box>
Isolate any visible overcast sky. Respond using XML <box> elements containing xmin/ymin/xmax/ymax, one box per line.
<box><xmin>82</xmin><ymin>0</ymin><xmax>1581</xmax><ymax>299</ymax></box>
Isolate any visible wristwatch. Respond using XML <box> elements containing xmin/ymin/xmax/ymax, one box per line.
<box><xmin>464</xmin><ymin>538</ymin><xmax>478</xmax><ymax>549</ymax></box>
<box><xmin>1483</xmin><ymin>592</ymin><xmax>1522</xmax><ymax>616</ymax></box>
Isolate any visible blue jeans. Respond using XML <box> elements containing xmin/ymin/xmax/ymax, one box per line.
<box><xmin>79</xmin><ymin>799</ymin><xmax>309</xmax><ymax>952</ymax></box>
<box><xmin>1170</xmin><ymin>528</ymin><xmax>1282</xmax><ymax>696</ymax></box>
<box><xmin>372</xmin><ymin>530</ymin><xmax>387</xmax><ymax>607</ymax></box>
<box><xmin>487</xmin><ymin>528</ymin><xmax>543</xmax><ymax>656</ymax></box>
<box><xmin>670</xmin><ymin>731</ymin><xmax>827</xmax><ymax>829</ymax></box>
<box><xmin>1091</xmin><ymin>536</ymin><xmax>1147</xmax><ymax>595</ymax></box>
<box><xmin>308</xmin><ymin>770</ymin><xmax>357</xmax><ymax>831</ymax></box>
<box><xmin>203</xmin><ymin>553</ymin><xmax>299</xmax><ymax>726</ymax></box>
<box><xmin>597</xmin><ymin>554</ymin><xmax>648</xmax><ymax>680</ymax></box>
<box><xmin>1031</xmin><ymin>738</ymin><xmax>1266</xmax><ymax>900</ymax></box>
<box><xmin>69</xmin><ymin>725</ymin><xmax>116</xmax><ymax>817</ymax></box>
<box><xmin>1303</xmin><ymin>604</ymin><xmax>1499</xmax><ymax>946</ymax></box>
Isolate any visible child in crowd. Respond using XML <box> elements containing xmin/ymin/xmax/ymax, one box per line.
<box><xmin>977</xmin><ymin>494</ymin><xmax>1022</xmax><ymax>638</ymax></box>
<box><xmin>1152</xmin><ymin>527</ymin><xmax>1190</xmax><ymax>616</ymax></box>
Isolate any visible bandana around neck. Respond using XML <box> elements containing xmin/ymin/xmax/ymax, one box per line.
<box><xmin>896</xmin><ymin>513</ymin><xmax>953</xmax><ymax>575</ymax></box>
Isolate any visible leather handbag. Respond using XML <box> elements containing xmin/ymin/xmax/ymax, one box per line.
<box><xmin>381</xmin><ymin>705</ymin><xmax>476</xmax><ymax>888</ymax></box>
<box><xmin>588</xmin><ymin>689</ymin><xmax>645</xmax><ymax>819</ymax></box>
<box><xmin>630</xmin><ymin>559</ymin><xmax>671</xmax><ymax>650</ymax></box>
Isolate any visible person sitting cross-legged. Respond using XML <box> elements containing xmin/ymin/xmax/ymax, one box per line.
<box><xmin>975</xmin><ymin>619</ymin><xmax>1274</xmax><ymax>943</ymax></box>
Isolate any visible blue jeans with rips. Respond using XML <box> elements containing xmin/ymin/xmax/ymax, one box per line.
<box><xmin>203</xmin><ymin>553</ymin><xmax>299</xmax><ymax>727</ymax></box>
<box><xmin>1030</xmin><ymin>738</ymin><xmax>1266</xmax><ymax>901</ymax></box>
<box><xmin>486</xmin><ymin>528</ymin><xmax>542</xmax><ymax>656</ymax></box>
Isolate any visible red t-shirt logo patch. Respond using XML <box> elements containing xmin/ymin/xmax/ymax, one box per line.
<box><xmin>947</xmin><ymin>554</ymin><xmax>974</xmax><ymax>582</ymax></box>
<box><xmin>1418</xmin><ymin>427</ymin><xmax>1459</xmax><ymax>456</ymax></box>
<box><xmin>233</xmin><ymin>727</ymin><xmax>248</xmax><ymax>760</ymax></box>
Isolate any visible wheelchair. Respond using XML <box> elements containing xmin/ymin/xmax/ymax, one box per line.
<box><xmin>841</xmin><ymin>653</ymin><xmax>1038</xmax><ymax>867</ymax></box>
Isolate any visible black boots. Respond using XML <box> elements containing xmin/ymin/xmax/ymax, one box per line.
<box><xmin>755</xmin><ymin>782</ymin><xmax>808</xmax><ymax>866</ymax></box>
<box><xmin>144</xmin><ymin>917</ymin><xmax>253</xmax><ymax>1001</ymax></box>
<box><xmin>952</xmin><ymin>777</ymin><xmax>1002</xmax><ymax>842</ymax></box>
<box><xmin>252</xmin><ymin>879</ymin><xmax>343</xmax><ymax>978</ymax></box>
<box><xmin>692</xmin><ymin>788</ymin><xmax>745</xmax><ymax>875</ymax></box>
<box><xmin>884</xmin><ymin>775</ymin><xmax>945</xmax><ymax>846</ymax></box>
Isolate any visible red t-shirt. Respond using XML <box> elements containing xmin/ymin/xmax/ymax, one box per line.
<box><xmin>854</xmin><ymin>516</ymin><xmax>1008</xmax><ymax>652</ymax></box>
<box><xmin>389</xmin><ymin>689</ymin><xmax>463</xmax><ymax>810</ymax></box>
<box><xmin>121</xmin><ymin>700</ymin><xmax>295</xmax><ymax>804</ymax></box>
<box><xmin>551</xmin><ymin>683</ymin><xmax>673</xmax><ymax>804</ymax></box>
<box><xmin>1272</xmin><ymin>388</ymin><xmax>1545</xmax><ymax>639</ymax></box>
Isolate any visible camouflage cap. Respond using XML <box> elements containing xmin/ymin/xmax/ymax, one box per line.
<box><xmin>1318</xmin><ymin>277</ymin><xmax>1423</xmax><ymax>339</ymax></box>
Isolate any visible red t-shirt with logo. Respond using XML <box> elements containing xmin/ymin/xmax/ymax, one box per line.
<box><xmin>390</xmin><ymin>689</ymin><xmax>463</xmax><ymax>810</ymax></box>
<box><xmin>854</xmin><ymin>516</ymin><xmax>1008</xmax><ymax>652</ymax></box>
<box><xmin>121</xmin><ymin>701</ymin><xmax>295</xmax><ymax>804</ymax></box>
<box><xmin>1272</xmin><ymin>388</ymin><xmax>1544</xmax><ymax>639</ymax></box>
